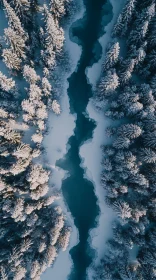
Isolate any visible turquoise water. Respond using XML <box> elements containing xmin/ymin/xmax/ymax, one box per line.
<box><xmin>57</xmin><ymin>1</ymin><xmax>113</xmax><ymax>279</ymax></box>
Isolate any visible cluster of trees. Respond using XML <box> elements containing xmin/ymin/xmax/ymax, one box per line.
<box><xmin>95</xmin><ymin>0</ymin><xmax>156</xmax><ymax>279</ymax></box>
<box><xmin>0</xmin><ymin>0</ymin><xmax>71</xmax><ymax>279</ymax></box>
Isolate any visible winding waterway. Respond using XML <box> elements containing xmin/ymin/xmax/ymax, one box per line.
<box><xmin>55</xmin><ymin>0</ymin><xmax>114</xmax><ymax>279</ymax></box>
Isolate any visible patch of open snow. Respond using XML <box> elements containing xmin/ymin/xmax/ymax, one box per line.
<box><xmin>41</xmin><ymin>181</ymin><xmax>78</xmax><ymax>280</ymax></box>
<box><xmin>79</xmin><ymin>1</ymin><xmax>127</xmax><ymax>279</ymax></box>
<box><xmin>86</xmin><ymin>0</ymin><xmax>127</xmax><ymax>88</ymax></box>
<box><xmin>0</xmin><ymin>10</ymin><xmax>8</xmax><ymax>36</ymax></box>
<box><xmin>79</xmin><ymin>101</ymin><xmax>116</xmax><ymax>280</ymax></box>
<box><xmin>42</xmin><ymin>1</ymin><xmax>86</xmax><ymax>279</ymax></box>
<box><xmin>129</xmin><ymin>245</ymin><xmax>139</xmax><ymax>262</ymax></box>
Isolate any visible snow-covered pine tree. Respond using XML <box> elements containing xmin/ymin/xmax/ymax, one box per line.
<box><xmin>113</xmin><ymin>0</ymin><xmax>137</xmax><ymax>37</ymax></box>
<box><xmin>99</xmin><ymin>69</ymin><xmax>119</xmax><ymax>97</ymax></box>
<box><xmin>103</xmin><ymin>42</ymin><xmax>120</xmax><ymax>71</ymax></box>
<box><xmin>42</xmin><ymin>4</ymin><xmax>64</xmax><ymax>68</ymax></box>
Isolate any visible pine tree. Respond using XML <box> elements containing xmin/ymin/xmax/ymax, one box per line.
<box><xmin>58</xmin><ymin>228</ymin><xmax>71</xmax><ymax>251</ymax></box>
<box><xmin>128</xmin><ymin>20</ymin><xmax>149</xmax><ymax>46</ymax></box>
<box><xmin>113</xmin><ymin>0</ymin><xmax>137</xmax><ymax>37</ymax></box>
<box><xmin>0</xmin><ymin>71</ymin><xmax>15</xmax><ymax>91</ymax></box>
<box><xmin>118</xmin><ymin>124</ymin><xmax>142</xmax><ymax>139</ymax></box>
<box><xmin>113</xmin><ymin>136</ymin><xmax>131</xmax><ymax>149</ymax></box>
<box><xmin>4</xmin><ymin>28</ymin><xmax>26</xmax><ymax>59</ymax></box>
<box><xmin>99</xmin><ymin>69</ymin><xmax>119</xmax><ymax>96</ymax></box>
<box><xmin>139</xmin><ymin>148</ymin><xmax>156</xmax><ymax>163</ymax></box>
<box><xmin>103</xmin><ymin>42</ymin><xmax>120</xmax><ymax>71</ymax></box>
<box><xmin>50</xmin><ymin>0</ymin><xmax>68</xmax><ymax>19</ymax></box>
<box><xmin>44</xmin><ymin>245</ymin><xmax>57</xmax><ymax>266</ymax></box>
<box><xmin>3</xmin><ymin>0</ymin><xmax>27</xmax><ymax>38</ymax></box>
<box><xmin>10</xmin><ymin>0</ymin><xmax>31</xmax><ymax>24</ymax></box>
<box><xmin>42</xmin><ymin>4</ymin><xmax>64</xmax><ymax>67</ymax></box>
<box><xmin>2</xmin><ymin>49</ymin><xmax>22</xmax><ymax>70</ymax></box>
<box><xmin>113</xmin><ymin>201</ymin><xmax>132</xmax><ymax>221</ymax></box>
<box><xmin>144</xmin><ymin>131</ymin><xmax>156</xmax><ymax>148</ymax></box>
<box><xmin>119</xmin><ymin>59</ymin><xmax>135</xmax><ymax>85</ymax></box>
<box><xmin>52</xmin><ymin>100</ymin><xmax>61</xmax><ymax>114</ymax></box>
<box><xmin>23</xmin><ymin>65</ymin><xmax>40</xmax><ymax>84</ymax></box>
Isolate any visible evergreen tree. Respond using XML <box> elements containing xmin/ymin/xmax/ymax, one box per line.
<box><xmin>103</xmin><ymin>42</ymin><xmax>120</xmax><ymax>71</ymax></box>
<box><xmin>0</xmin><ymin>0</ymin><xmax>72</xmax><ymax>278</ymax></box>
<box><xmin>94</xmin><ymin>0</ymin><xmax>156</xmax><ymax>278</ymax></box>
<box><xmin>99</xmin><ymin>69</ymin><xmax>119</xmax><ymax>96</ymax></box>
<box><xmin>113</xmin><ymin>0</ymin><xmax>137</xmax><ymax>37</ymax></box>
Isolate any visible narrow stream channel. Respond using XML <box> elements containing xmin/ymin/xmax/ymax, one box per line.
<box><xmin>56</xmin><ymin>0</ymin><xmax>112</xmax><ymax>279</ymax></box>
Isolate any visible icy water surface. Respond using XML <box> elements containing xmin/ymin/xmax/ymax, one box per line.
<box><xmin>56</xmin><ymin>0</ymin><xmax>113</xmax><ymax>279</ymax></box>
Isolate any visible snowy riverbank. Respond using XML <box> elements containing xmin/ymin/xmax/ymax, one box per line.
<box><xmin>41</xmin><ymin>1</ymin><xmax>86</xmax><ymax>279</ymax></box>
<box><xmin>86</xmin><ymin>0</ymin><xmax>126</xmax><ymax>88</ymax></box>
<box><xmin>80</xmin><ymin>102</ymin><xmax>116</xmax><ymax>279</ymax></box>
<box><xmin>79</xmin><ymin>0</ymin><xmax>127</xmax><ymax>278</ymax></box>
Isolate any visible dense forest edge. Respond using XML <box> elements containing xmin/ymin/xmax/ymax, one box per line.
<box><xmin>94</xmin><ymin>0</ymin><xmax>156</xmax><ymax>279</ymax></box>
<box><xmin>0</xmin><ymin>0</ymin><xmax>74</xmax><ymax>279</ymax></box>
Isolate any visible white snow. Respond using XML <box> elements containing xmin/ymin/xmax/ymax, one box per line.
<box><xmin>42</xmin><ymin>87</ymin><xmax>77</xmax><ymax>280</ymax></box>
<box><xmin>0</xmin><ymin>10</ymin><xmax>8</xmax><ymax>36</ymax></box>
<box><xmin>42</xmin><ymin>1</ymin><xmax>86</xmax><ymax>279</ymax></box>
<box><xmin>79</xmin><ymin>1</ymin><xmax>127</xmax><ymax>279</ymax></box>
<box><xmin>41</xmin><ymin>187</ymin><xmax>78</xmax><ymax>280</ymax></box>
<box><xmin>129</xmin><ymin>245</ymin><xmax>139</xmax><ymax>261</ymax></box>
<box><xmin>80</xmin><ymin>102</ymin><xmax>116</xmax><ymax>280</ymax></box>
<box><xmin>86</xmin><ymin>0</ymin><xmax>127</xmax><ymax>88</ymax></box>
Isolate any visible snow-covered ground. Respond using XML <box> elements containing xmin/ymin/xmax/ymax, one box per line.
<box><xmin>86</xmin><ymin>0</ymin><xmax>126</xmax><ymax>88</ymax></box>
<box><xmin>79</xmin><ymin>1</ymin><xmax>126</xmax><ymax>279</ymax></box>
<box><xmin>42</xmin><ymin>1</ymin><xmax>86</xmax><ymax>279</ymax></box>
<box><xmin>80</xmin><ymin>101</ymin><xmax>116</xmax><ymax>279</ymax></box>
<box><xmin>129</xmin><ymin>245</ymin><xmax>139</xmax><ymax>261</ymax></box>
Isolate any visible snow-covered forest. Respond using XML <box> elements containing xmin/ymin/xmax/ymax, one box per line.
<box><xmin>0</xmin><ymin>0</ymin><xmax>72</xmax><ymax>279</ymax></box>
<box><xmin>1</xmin><ymin>0</ymin><xmax>156</xmax><ymax>279</ymax></box>
<box><xmin>94</xmin><ymin>0</ymin><xmax>156</xmax><ymax>279</ymax></box>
